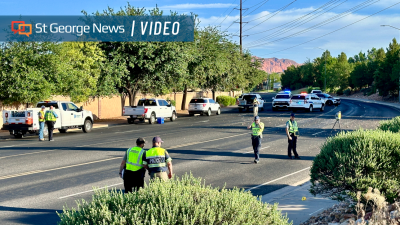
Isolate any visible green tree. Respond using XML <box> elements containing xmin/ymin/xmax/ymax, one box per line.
<box><xmin>375</xmin><ymin>39</ymin><xmax>399</xmax><ymax>97</ymax></box>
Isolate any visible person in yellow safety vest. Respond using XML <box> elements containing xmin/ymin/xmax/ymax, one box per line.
<box><xmin>247</xmin><ymin>116</ymin><xmax>264</xmax><ymax>164</ymax></box>
<box><xmin>142</xmin><ymin>136</ymin><xmax>173</xmax><ymax>181</ymax></box>
<box><xmin>286</xmin><ymin>113</ymin><xmax>301</xmax><ymax>160</ymax></box>
<box><xmin>45</xmin><ymin>105</ymin><xmax>58</xmax><ymax>141</ymax></box>
<box><xmin>38</xmin><ymin>105</ymin><xmax>46</xmax><ymax>141</ymax></box>
<box><xmin>253</xmin><ymin>98</ymin><xmax>260</xmax><ymax>117</ymax></box>
<box><xmin>119</xmin><ymin>138</ymin><xmax>146</xmax><ymax>193</ymax></box>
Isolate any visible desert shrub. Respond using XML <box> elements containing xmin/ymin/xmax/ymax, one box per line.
<box><xmin>310</xmin><ymin>129</ymin><xmax>400</xmax><ymax>203</ymax></box>
<box><xmin>216</xmin><ymin>96</ymin><xmax>236</xmax><ymax>106</ymax></box>
<box><xmin>58</xmin><ymin>174</ymin><xmax>291</xmax><ymax>225</ymax></box>
<box><xmin>344</xmin><ymin>88</ymin><xmax>351</xmax><ymax>96</ymax></box>
<box><xmin>378</xmin><ymin>116</ymin><xmax>400</xmax><ymax>133</ymax></box>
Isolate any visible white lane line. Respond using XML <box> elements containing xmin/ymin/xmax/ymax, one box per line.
<box><xmin>246</xmin><ymin>167</ymin><xmax>311</xmax><ymax>191</ymax></box>
<box><xmin>309</xmin><ymin>208</ymin><xmax>324</xmax><ymax>215</ymax></box>
<box><xmin>312</xmin><ymin>131</ymin><xmax>325</xmax><ymax>136</ymax></box>
<box><xmin>0</xmin><ymin>157</ymin><xmax>121</xmax><ymax>180</ymax></box>
<box><xmin>115</xmin><ymin>129</ymin><xmax>142</xmax><ymax>134</ymax></box>
<box><xmin>242</xmin><ymin>146</ymin><xmax>270</xmax><ymax>154</ymax></box>
<box><xmin>194</xmin><ymin>120</ymin><xmax>209</xmax><ymax>123</ymax></box>
<box><xmin>0</xmin><ymin>145</ymin><xmax>16</xmax><ymax>149</ymax></box>
<box><xmin>0</xmin><ymin>150</ymin><xmax>56</xmax><ymax>159</ymax></box>
<box><xmin>58</xmin><ymin>183</ymin><xmax>123</xmax><ymax>199</ymax></box>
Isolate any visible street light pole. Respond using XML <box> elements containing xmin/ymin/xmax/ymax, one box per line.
<box><xmin>381</xmin><ymin>25</ymin><xmax>400</xmax><ymax>102</ymax></box>
<box><xmin>316</xmin><ymin>47</ymin><xmax>327</xmax><ymax>92</ymax></box>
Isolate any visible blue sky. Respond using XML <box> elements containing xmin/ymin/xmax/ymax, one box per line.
<box><xmin>2</xmin><ymin>0</ymin><xmax>400</xmax><ymax>63</ymax></box>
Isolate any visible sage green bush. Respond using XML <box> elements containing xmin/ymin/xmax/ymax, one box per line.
<box><xmin>310</xmin><ymin>129</ymin><xmax>400</xmax><ymax>203</ymax></box>
<box><xmin>58</xmin><ymin>174</ymin><xmax>291</xmax><ymax>225</ymax></box>
<box><xmin>216</xmin><ymin>96</ymin><xmax>236</xmax><ymax>106</ymax></box>
<box><xmin>378</xmin><ymin>116</ymin><xmax>400</xmax><ymax>133</ymax></box>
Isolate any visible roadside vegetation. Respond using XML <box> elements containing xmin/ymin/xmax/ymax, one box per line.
<box><xmin>57</xmin><ymin>174</ymin><xmax>291</xmax><ymax>225</ymax></box>
<box><xmin>281</xmin><ymin>39</ymin><xmax>400</xmax><ymax>98</ymax></box>
<box><xmin>0</xmin><ymin>4</ymin><xmax>268</xmax><ymax>109</ymax></box>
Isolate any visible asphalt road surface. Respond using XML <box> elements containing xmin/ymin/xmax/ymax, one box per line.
<box><xmin>1</xmin><ymin>93</ymin><xmax>399</xmax><ymax>224</ymax></box>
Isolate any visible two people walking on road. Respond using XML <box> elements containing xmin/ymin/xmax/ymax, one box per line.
<box><xmin>286</xmin><ymin>113</ymin><xmax>301</xmax><ymax>160</ymax></box>
<box><xmin>247</xmin><ymin>116</ymin><xmax>264</xmax><ymax>164</ymax></box>
<box><xmin>119</xmin><ymin>136</ymin><xmax>173</xmax><ymax>193</ymax></box>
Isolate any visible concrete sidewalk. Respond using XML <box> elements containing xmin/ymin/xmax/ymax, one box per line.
<box><xmin>262</xmin><ymin>180</ymin><xmax>338</xmax><ymax>225</ymax></box>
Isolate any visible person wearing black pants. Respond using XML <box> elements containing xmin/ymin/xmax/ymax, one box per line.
<box><xmin>123</xmin><ymin>169</ymin><xmax>145</xmax><ymax>192</ymax></box>
<box><xmin>286</xmin><ymin>113</ymin><xmax>301</xmax><ymax>159</ymax></box>
<box><xmin>46</xmin><ymin>121</ymin><xmax>55</xmax><ymax>141</ymax></box>
<box><xmin>247</xmin><ymin>116</ymin><xmax>264</xmax><ymax>164</ymax></box>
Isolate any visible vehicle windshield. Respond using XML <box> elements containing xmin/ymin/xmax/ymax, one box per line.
<box><xmin>312</xmin><ymin>90</ymin><xmax>322</xmax><ymax>93</ymax></box>
<box><xmin>291</xmin><ymin>95</ymin><xmax>306</xmax><ymax>100</ymax></box>
<box><xmin>275</xmin><ymin>95</ymin><xmax>290</xmax><ymax>99</ymax></box>
<box><xmin>243</xmin><ymin>95</ymin><xmax>257</xmax><ymax>101</ymax></box>
<box><xmin>36</xmin><ymin>102</ymin><xmax>59</xmax><ymax>109</ymax></box>
<box><xmin>323</xmin><ymin>94</ymin><xmax>331</xmax><ymax>98</ymax></box>
<box><xmin>190</xmin><ymin>99</ymin><xmax>207</xmax><ymax>103</ymax></box>
<box><xmin>137</xmin><ymin>99</ymin><xmax>157</xmax><ymax>106</ymax></box>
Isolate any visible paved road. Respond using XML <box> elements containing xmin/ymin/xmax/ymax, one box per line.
<box><xmin>0</xmin><ymin>93</ymin><xmax>399</xmax><ymax>224</ymax></box>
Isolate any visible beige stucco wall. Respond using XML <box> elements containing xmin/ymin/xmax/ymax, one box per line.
<box><xmin>0</xmin><ymin>90</ymin><xmax>242</xmax><ymax>129</ymax></box>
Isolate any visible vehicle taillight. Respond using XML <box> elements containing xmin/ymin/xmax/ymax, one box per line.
<box><xmin>203</xmin><ymin>104</ymin><xmax>206</xmax><ymax>107</ymax></box>
<box><xmin>26</xmin><ymin>117</ymin><xmax>33</xmax><ymax>125</ymax></box>
<box><xmin>144</xmin><ymin>108</ymin><xmax>148</xmax><ymax>114</ymax></box>
<box><xmin>5</xmin><ymin>113</ymin><xmax>8</xmax><ymax>118</ymax></box>
<box><xmin>290</xmin><ymin>100</ymin><xmax>292</xmax><ymax>104</ymax></box>
<box><xmin>304</xmin><ymin>100</ymin><xmax>307</xmax><ymax>104</ymax></box>
<box><xmin>236</xmin><ymin>100</ymin><xmax>239</xmax><ymax>105</ymax></box>
<box><xmin>27</xmin><ymin>112</ymin><xmax>31</xmax><ymax>117</ymax></box>
<box><xmin>123</xmin><ymin>108</ymin><xmax>125</xmax><ymax>114</ymax></box>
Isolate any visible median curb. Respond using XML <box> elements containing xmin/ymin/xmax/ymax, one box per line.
<box><xmin>262</xmin><ymin>179</ymin><xmax>338</xmax><ymax>225</ymax></box>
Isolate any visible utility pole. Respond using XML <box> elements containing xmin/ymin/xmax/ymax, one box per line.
<box><xmin>381</xmin><ymin>25</ymin><xmax>400</xmax><ymax>102</ymax></box>
<box><xmin>234</xmin><ymin>1</ymin><xmax>247</xmax><ymax>54</ymax></box>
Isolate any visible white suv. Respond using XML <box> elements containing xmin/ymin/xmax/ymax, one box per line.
<box><xmin>272</xmin><ymin>93</ymin><xmax>292</xmax><ymax>111</ymax></box>
<box><xmin>311</xmin><ymin>90</ymin><xmax>322</xmax><ymax>94</ymax></box>
<box><xmin>188</xmin><ymin>98</ymin><xmax>221</xmax><ymax>116</ymax></box>
<box><xmin>289</xmin><ymin>93</ymin><xmax>325</xmax><ymax>112</ymax></box>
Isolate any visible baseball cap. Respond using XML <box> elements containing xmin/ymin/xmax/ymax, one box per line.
<box><xmin>41</xmin><ymin>105</ymin><xmax>46</xmax><ymax>109</ymax></box>
<box><xmin>153</xmin><ymin>136</ymin><xmax>163</xmax><ymax>143</ymax></box>
<box><xmin>290</xmin><ymin>113</ymin><xmax>295</xmax><ymax>117</ymax></box>
<box><xmin>254</xmin><ymin>116</ymin><xmax>260</xmax><ymax>120</ymax></box>
<box><xmin>136</xmin><ymin>137</ymin><xmax>146</xmax><ymax>145</ymax></box>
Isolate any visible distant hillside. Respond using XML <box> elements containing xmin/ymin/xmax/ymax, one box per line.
<box><xmin>255</xmin><ymin>57</ymin><xmax>300</xmax><ymax>73</ymax></box>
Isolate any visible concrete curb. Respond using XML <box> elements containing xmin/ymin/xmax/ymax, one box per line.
<box><xmin>340</xmin><ymin>97</ymin><xmax>400</xmax><ymax>110</ymax></box>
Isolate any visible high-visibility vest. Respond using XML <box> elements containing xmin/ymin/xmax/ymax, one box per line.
<box><xmin>39</xmin><ymin>111</ymin><xmax>45</xmax><ymax>122</ymax></box>
<box><xmin>126</xmin><ymin>146</ymin><xmax>145</xmax><ymax>171</ymax></box>
<box><xmin>145</xmin><ymin>147</ymin><xmax>171</xmax><ymax>169</ymax></box>
<box><xmin>45</xmin><ymin>110</ymin><xmax>57</xmax><ymax>121</ymax></box>
<box><xmin>252</xmin><ymin>122</ymin><xmax>264</xmax><ymax>136</ymax></box>
<box><xmin>253</xmin><ymin>98</ymin><xmax>258</xmax><ymax>105</ymax></box>
<box><xmin>287</xmin><ymin>120</ymin><xmax>298</xmax><ymax>134</ymax></box>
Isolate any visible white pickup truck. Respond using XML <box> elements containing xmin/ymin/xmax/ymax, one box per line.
<box><xmin>123</xmin><ymin>98</ymin><xmax>177</xmax><ymax>124</ymax></box>
<box><xmin>2</xmin><ymin>101</ymin><xmax>94</xmax><ymax>138</ymax></box>
<box><xmin>237</xmin><ymin>93</ymin><xmax>265</xmax><ymax>112</ymax></box>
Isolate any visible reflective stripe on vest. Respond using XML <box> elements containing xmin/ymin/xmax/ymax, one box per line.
<box><xmin>45</xmin><ymin>110</ymin><xmax>56</xmax><ymax>121</ymax></box>
<box><xmin>39</xmin><ymin>111</ymin><xmax>45</xmax><ymax>122</ymax></box>
<box><xmin>252</xmin><ymin>122</ymin><xmax>264</xmax><ymax>136</ymax></box>
<box><xmin>126</xmin><ymin>146</ymin><xmax>144</xmax><ymax>171</ymax></box>
<box><xmin>288</xmin><ymin>120</ymin><xmax>298</xmax><ymax>133</ymax></box>
<box><xmin>145</xmin><ymin>147</ymin><xmax>168</xmax><ymax>169</ymax></box>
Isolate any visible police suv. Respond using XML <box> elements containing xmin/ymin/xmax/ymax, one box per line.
<box><xmin>272</xmin><ymin>92</ymin><xmax>292</xmax><ymax>111</ymax></box>
<box><xmin>315</xmin><ymin>93</ymin><xmax>341</xmax><ymax>106</ymax></box>
<box><xmin>289</xmin><ymin>93</ymin><xmax>325</xmax><ymax>112</ymax></box>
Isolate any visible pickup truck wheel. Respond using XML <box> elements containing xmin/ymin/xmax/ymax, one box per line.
<box><xmin>216</xmin><ymin>108</ymin><xmax>221</xmax><ymax>115</ymax></box>
<box><xmin>309</xmin><ymin>105</ymin><xmax>313</xmax><ymax>112</ymax></box>
<box><xmin>127</xmin><ymin>118</ymin><xmax>135</xmax><ymax>124</ymax></box>
<box><xmin>59</xmin><ymin>129</ymin><xmax>68</xmax><ymax>133</ymax></box>
<box><xmin>320</xmin><ymin>104</ymin><xmax>325</xmax><ymax>112</ymax></box>
<box><xmin>246</xmin><ymin>107</ymin><xmax>250</xmax><ymax>112</ymax></box>
<box><xmin>14</xmin><ymin>134</ymin><xmax>23</xmax><ymax>138</ymax></box>
<box><xmin>149</xmin><ymin>113</ymin><xmax>156</xmax><ymax>124</ymax></box>
<box><xmin>272</xmin><ymin>107</ymin><xmax>277</xmax><ymax>111</ymax></box>
<box><xmin>189</xmin><ymin>113</ymin><xmax>194</xmax><ymax>116</ymax></box>
<box><xmin>82</xmin><ymin>119</ymin><xmax>93</xmax><ymax>133</ymax></box>
<box><xmin>261</xmin><ymin>106</ymin><xmax>265</xmax><ymax>111</ymax></box>
<box><xmin>239</xmin><ymin>108</ymin><xmax>243</xmax><ymax>112</ymax></box>
<box><xmin>170</xmin><ymin>112</ymin><xmax>176</xmax><ymax>121</ymax></box>
<box><xmin>207</xmin><ymin>108</ymin><xmax>211</xmax><ymax>116</ymax></box>
<box><xmin>327</xmin><ymin>100</ymin><xmax>333</xmax><ymax>106</ymax></box>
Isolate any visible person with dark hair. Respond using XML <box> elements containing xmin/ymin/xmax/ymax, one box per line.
<box><xmin>142</xmin><ymin>136</ymin><xmax>173</xmax><ymax>181</ymax></box>
<box><xmin>119</xmin><ymin>137</ymin><xmax>147</xmax><ymax>193</ymax></box>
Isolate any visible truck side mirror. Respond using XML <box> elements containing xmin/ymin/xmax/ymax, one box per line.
<box><xmin>272</xmin><ymin>97</ymin><xmax>275</xmax><ymax>100</ymax></box>
<box><xmin>80</xmin><ymin>106</ymin><xmax>83</xmax><ymax>111</ymax></box>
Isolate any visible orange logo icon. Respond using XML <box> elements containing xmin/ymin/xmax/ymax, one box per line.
<box><xmin>11</xmin><ymin>21</ymin><xmax>32</xmax><ymax>37</ymax></box>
